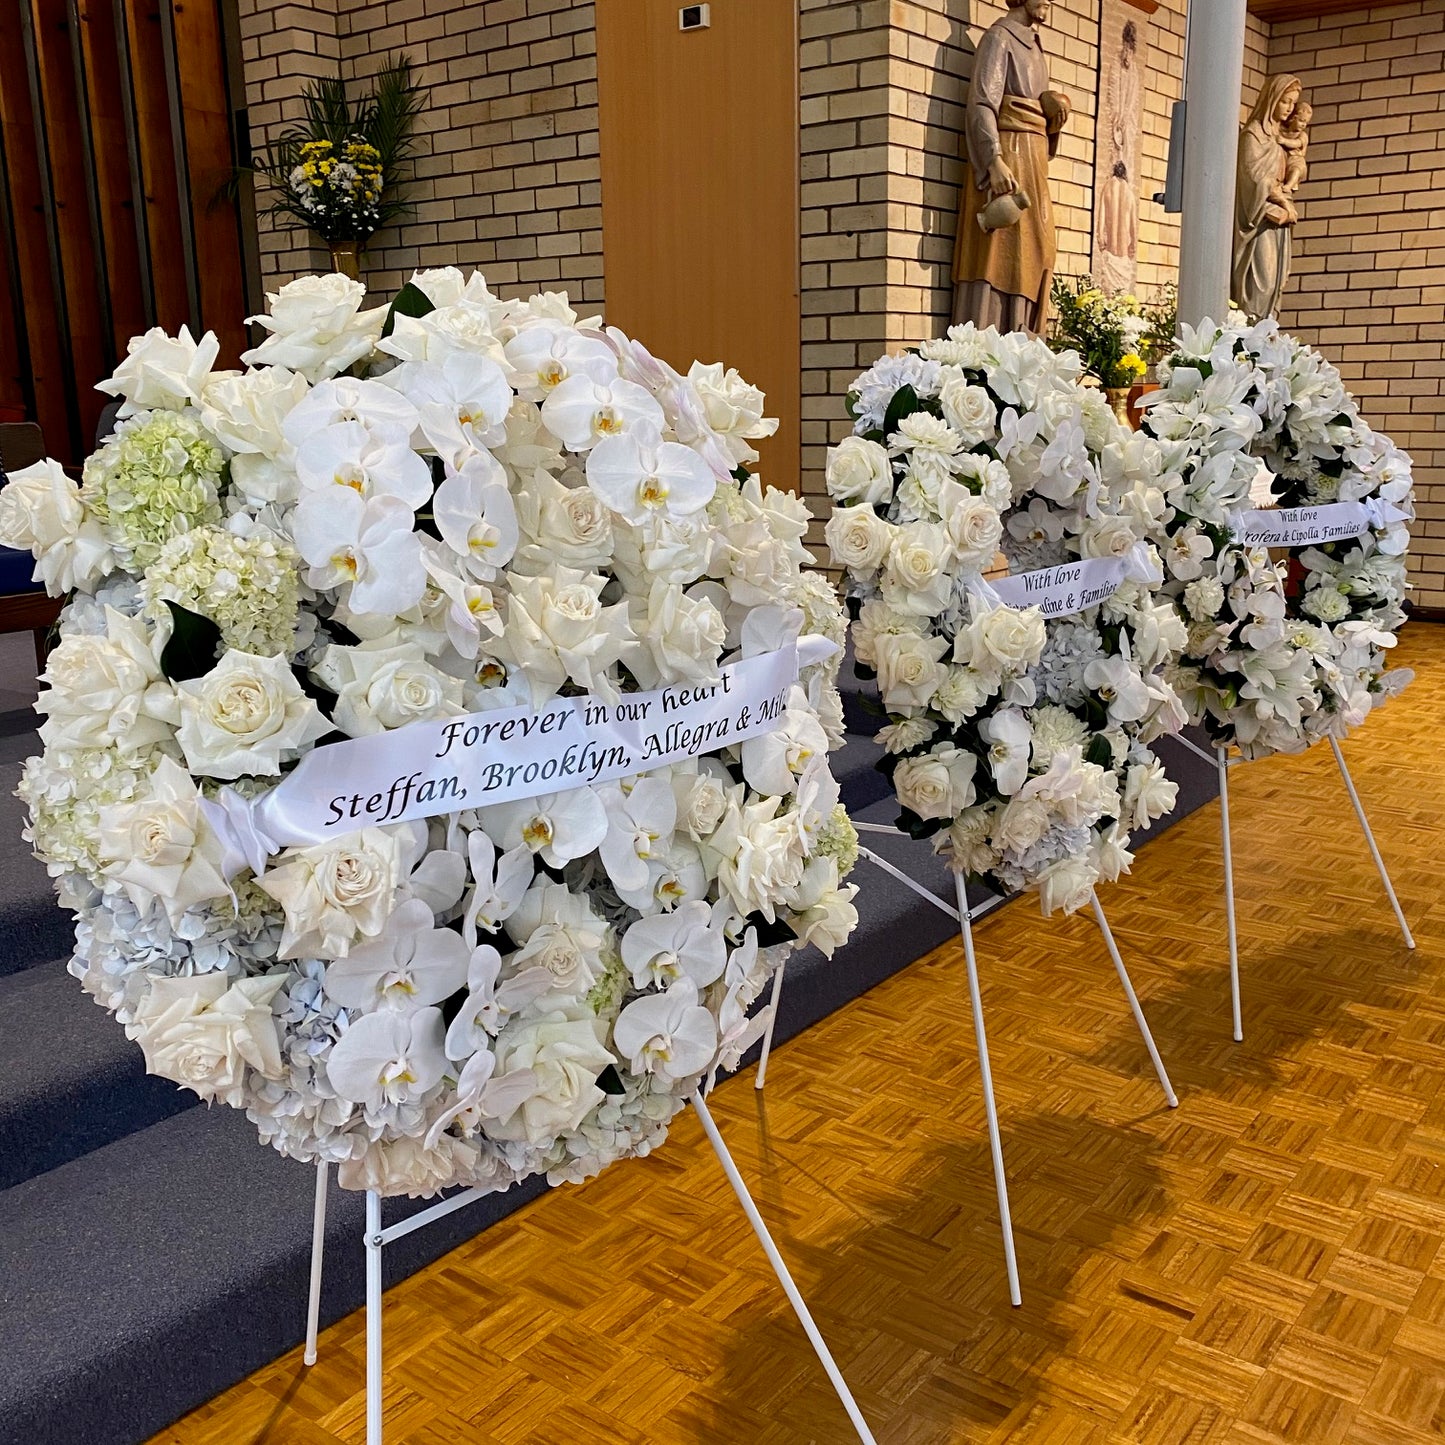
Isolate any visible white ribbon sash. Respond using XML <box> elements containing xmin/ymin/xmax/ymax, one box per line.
<box><xmin>1227</xmin><ymin>498</ymin><xmax>1411</xmax><ymax>548</ymax></box>
<box><xmin>203</xmin><ymin>637</ymin><xmax>836</xmax><ymax>877</ymax></box>
<box><xmin>969</xmin><ymin>540</ymin><xmax>1162</xmax><ymax>620</ymax></box>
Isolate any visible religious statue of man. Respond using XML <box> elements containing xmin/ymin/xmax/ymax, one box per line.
<box><xmin>952</xmin><ymin>0</ymin><xmax>1070</xmax><ymax>334</ymax></box>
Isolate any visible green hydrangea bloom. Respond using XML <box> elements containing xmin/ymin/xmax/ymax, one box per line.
<box><xmin>144</xmin><ymin>524</ymin><xmax>301</xmax><ymax>657</ymax></box>
<box><xmin>814</xmin><ymin>802</ymin><xmax>859</xmax><ymax>878</ymax></box>
<box><xmin>83</xmin><ymin>411</ymin><xmax>224</xmax><ymax>570</ymax></box>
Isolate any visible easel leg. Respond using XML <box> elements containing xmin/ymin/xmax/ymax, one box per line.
<box><xmin>690</xmin><ymin>1091</ymin><xmax>878</xmax><ymax>1443</ymax></box>
<box><xmin>1329</xmin><ymin>735</ymin><xmax>1415</xmax><ymax>950</ymax></box>
<box><xmin>954</xmin><ymin>872</ymin><xmax>1022</xmax><ymax>1307</ymax></box>
<box><xmin>1089</xmin><ymin>891</ymin><xmax>1178</xmax><ymax>1108</ymax></box>
<box><xmin>1218</xmin><ymin>746</ymin><xmax>1243</xmax><ymax>1042</ymax></box>
<box><xmin>366</xmin><ymin>1191</ymin><xmax>383</xmax><ymax>1445</ymax></box>
<box><xmin>304</xmin><ymin>1160</ymin><xmax>329</xmax><ymax>1366</ymax></box>
<box><xmin>754</xmin><ymin>959</ymin><xmax>786</xmax><ymax>1091</ymax></box>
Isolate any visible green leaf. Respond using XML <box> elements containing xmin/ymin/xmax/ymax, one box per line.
<box><xmin>381</xmin><ymin>280</ymin><xmax>435</xmax><ymax>339</ymax></box>
<box><xmin>745</xmin><ymin>912</ymin><xmax>799</xmax><ymax>949</ymax></box>
<box><xmin>159</xmin><ymin>601</ymin><xmax>223</xmax><ymax>683</ymax></box>
<box><xmin>881</xmin><ymin>384</ymin><xmax>920</xmax><ymax>440</ymax></box>
<box><xmin>597</xmin><ymin>1064</ymin><xmax>626</xmax><ymax>1096</ymax></box>
<box><xmin>1084</xmin><ymin>734</ymin><xmax>1114</xmax><ymax>768</ymax></box>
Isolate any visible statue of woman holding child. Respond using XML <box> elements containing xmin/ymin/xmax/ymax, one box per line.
<box><xmin>1232</xmin><ymin>74</ymin><xmax>1311</xmax><ymax>322</ymax></box>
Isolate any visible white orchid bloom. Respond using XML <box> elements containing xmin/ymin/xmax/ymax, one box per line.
<box><xmin>612</xmin><ymin>978</ymin><xmax>717</xmax><ymax>1081</ymax></box>
<box><xmin>978</xmin><ymin>707</ymin><xmax>1032</xmax><ymax>796</ymax></box>
<box><xmin>282</xmin><ymin>375</ymin><xmax>420</xmax><ymax>445</ymax></box>
<box><xmin>323</xmin><ymin>898</ymin><xmax>470</xmax><ymax>1012</ymax></box>
<box><xmin>462</xmin><ymin>830</ymin><xmax>534</xmax><ymax>944</ymax></box>
<box><xmin>387</xmin><ymin>353</ymin><xmax>513</xmax><ymax>469</ymax></box>
<box><xmin>421</xmin><ymin>542</ymin><xmax>502</xmax><ymax>659</ymax></box>
<box><xmin>620</xmin><ymin>899</ymin><xmax>727</xmax><ymax>990</ymax></box>
<box><xmin>585</xmin><ymin>421</ymin><xmax>716</xmax><ymax>523</ymax></box>
<box><xmin>423</xmin><ymin>1047</ymin><xmax>499</xmax><ymax>1149</ymax></box>
<box><xmin>434</xmin><ymin>451</ymin><xmax>518</xmax><ymax>579</ymax></box>
<box><xmin>644</xmin><ymin>838</ymin><xmax>710</xmax><ymax>911</ymax></box>
<box><xmin>477</xmin><ymin>787</ymin><xmax>608</xmax><ymax>869</ymax></box>
<box><xmin>504</xmin><ymin>321</ymin><xmax>619</xmax><ymax>402</ymax></box>
<box><xmin>1035</xmin><ymin>414</ymin><xmax>1090</xmax><ymax>503</ymax></box>
<box><xmin>598</xmin><ymin>777</ymin><xmax>677</xmax><ymax>903</ymax></box>
<box><xmin>326</xmin><ymin>1006</ymin><xmax>448</xmax><ymax>1109</ymax></box>
<box><xmin>539</xmin><ymin>373</ymin><xmax>665</xmax><ymax>451</ymax></box>
<box><xmin>292</xmin><ymin>490</ymin><xmax>426</xmax><ymax>616</ymax></box>
<box><xmin>1083</xmin><ymin>653</ymin><xmax>1152</xmax><ymax>726</ymax></box>
<box><xmin>740</xmin><ymin>691</ymin><xmax>828</xmax><ymax>796</ymax></box>
<box><xmin>444</xmin><ymin>944</ymin><xmax>554</xmax><ymax>1059</ymax></box>
<box><xmin>1165</xmin><ymin>526</ymin><xmax>1213</xmax><ymax>582</ymax></box>
<box><xmin>294</xmin><ymin>420</ymin><xmax>434</xmax><ymax>510</ymax></box>
<box><xmin>995</xmin><ymin>406</ymin><xmax>1041</xmax><ymax>461</ymax></box>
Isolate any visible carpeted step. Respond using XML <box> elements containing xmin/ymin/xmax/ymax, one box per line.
<box><xmin>0</xmin><ymin>960</ymin><xmax>196</xmax><ymax>1191</ymax></box>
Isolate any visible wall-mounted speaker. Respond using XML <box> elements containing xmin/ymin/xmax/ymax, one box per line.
<box><xmin>679</xmin><ymin>4</ymin><xmax>711</xmax><ymax>30</ymax></box>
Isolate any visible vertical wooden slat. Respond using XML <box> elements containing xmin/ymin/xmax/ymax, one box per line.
<box><xmin>166</xmin><ymin>0</ymin><xmax>248</xmax><ymax>363</ymax></box>
<box><xmin>76</xmin><ymin>0</ymin><xmax>147</xmax><ymax>353</ymax></box>
<box><xmin>0</xmin><ymin>84</ymin><xmax>37</xmax><ymax>424</ymax></box>
<box><xmin>18</xmin><ymin>0</ymin><xmax>87</xmax><ymax>460</ymax></box>
<box><xmin>122</xmin><ymin>0</ymin><xmax>189</xmax><ymax>333</ymax></box>
<box><xmin>153</xmin><ymin>0</ymin><xmax>201</xmax><ymax>333</ymax></box>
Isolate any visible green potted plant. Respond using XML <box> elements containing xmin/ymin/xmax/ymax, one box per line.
<box><xmin>1047</xmin><ymin>276</ymin><xmax>1148</xmax><ymax>423</ymax></box>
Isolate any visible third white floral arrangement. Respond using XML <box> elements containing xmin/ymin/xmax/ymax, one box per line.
<box><xmin>825</xmin><ymin>325</ymin><xmax>1186</xmax><ymax>916</ymax></box>
<box><xmin>0</xmin><ymin>268</ymin><xmax>859</xmax><ymax>1197</ymax></box>
<box><xmin>1140</xmin><ymin>317</ymin><xmax>1414</xmax><ymax>759</ymax></box>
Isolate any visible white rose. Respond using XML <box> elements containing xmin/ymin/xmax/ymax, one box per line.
<box><xmin>824</xmin><ymin>436</ymin><xmax>894</xmax><ymax>505</ymax></box>
<box><xmin>494</xmin><ymin>568</ymin><xmax>636</xmax><ymax>707</ymax></box>
<box><xmin>687</xmin><ymin>361</ymin><xmax>779</xmax><ymax>463</ymax></box>
<box><xmin>711</xmin><ymin>795</ymin><xmax>808</xmax><ymax>920</ymax></box>
<box><xmin>966</xmin><ymin>606</ymin><xmax>1047</xmax><ymax>674</ymax></box>
<box><xmin>894</xmin><ymin>755</ymin><xmax>952</xmax><ymax>820</ymax></box>
<box><xmin>316</xmin><ymin>641</ymin><xmax>466</xmax><ymax>738</ymax></box>
<box><xmin>944</xmin><ymin>494</ymin><xmax>1004</xmax><ymax>569</ymax></box>
<box><xmin>852</xmin><ymin>598</ymin><xmax>919</xmax><ymax>668</ymax></box>
<box><xmin>629</xmin><ymin>580</ymin><xmax>726</xmax><ymax>686</ymax></box>
<box><xmin>824</xmin><ymin>505</ymin><xmax>893</xmax><ymax>574</ymax></box>
<box><xmin>1079</xmin><ymin>514</ymin><xmax>1138</xmax><ymax>560</ymax></box>
<box><xmin>1121</xmin><ymin>759</ymin><xmax>1178</xmax><ymax>830</ymax></box>
<box><xmin>242</xmin><ymin>274</ymin><xmax>386</xmax><ymax>382</ymax></box>
<box><xmin>97</xmin><ymin>324</ymin><xmax>220</xmax><ymax>416</ymax></box>
<box><xmin>176</xmin><ymin>650</ymin><xmax>330</xmax><ymax>779</ymax></box>
<box><xmin>0</xmin><ymin>459</ymin><xmax>116</xmax><ymax>595</ymax></box>
<box><xmin>874</xmin><ymin>630</ymin><xmax>948</xmax><ymax>711</ymax></box>
<box><xmin>38</xmin><ymin>607</ymin><xmax>172</xmax><ymax>754</ymax></box>
<box><xmin>939</xmin><ymin>377</ymin><xmax>997</xmax><ymax>444</ymax></box>
<box><xmin>887</xmin><ymin>521</ymin><xmax>951</xmax><ymax>593</ymax></box>
<box><xmin>1036</xmin><ymin>854</ymin><xmax>1098</xmax><ymax>916</ymax></box>
<box><xmin>942</xmin><ymin>805</ymin><xmax>995</xmax><ymax>873</ymax></box>
<box><xmin>483</xmin><ymin>1007</ymin><xmax>615</xmax><ymax>1145</ymax></box>
<box><xmin>676</xmin><ymin>768</ymin><xmax>730</xmax><ymax>842</ymax></box>
<box><xmin>98</xmin><ymin>756</ymin><xmax>231</xmax><ymax>923</ymax></box>
<box><xmin>992</xmin><ymin>794</ymin><xmax>1051</xmax><ymax>853</ymax></box>
<box><xmin>1302</xmin><ymin>586</ymin><xmax>1350</xmax><ymax>623</ymax></box>
<box><xmin>126</xmin><ymin>972</ymin><xmax>286</xmax><ymax>1106</ymax></box>
<box><xmin>260</xmin><ymin>827</ymin><xmax>402</xmax><ymax>958</ymax></box>
<box><xmin>201</xmin><ymin>366</ymin><xmax>309</xmax><ymax>457</ymax></box>
<box><xmin>513</xmin><ymin>469</ymin><xmax>615</xmax><ymax>576</ymax></box>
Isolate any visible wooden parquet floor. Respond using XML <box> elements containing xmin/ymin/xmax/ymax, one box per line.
<box><xmin>153</xmin><ymin>624</ymin><xmax>1445</xmax><ymax>1445</ymax></box>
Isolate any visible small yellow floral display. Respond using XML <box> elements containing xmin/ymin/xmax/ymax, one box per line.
<box><xmin>288</xmin><ymin>136</ymin><xmax>385</xmax><ymax>241</ymax></box>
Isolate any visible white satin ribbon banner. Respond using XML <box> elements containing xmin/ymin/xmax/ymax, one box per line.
<box><xmin>970</xmin><ymin>540</ymin><xmax>1162</xmax><ymax>621</ymax></box>
<box><xmin>1227</xmin><ymin>498</ymin><xmax>1411</xmax><ymax>548</ymax></box>
<box><xmin>204</xmin><ymin>636</ymin><xmax>835</xmax><ymax>877</ymax></box>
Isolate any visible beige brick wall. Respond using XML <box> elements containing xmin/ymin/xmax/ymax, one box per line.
<box><xmin>1270</xmin><ymin>1</ymin><xmax>1445</xmax><ymax>612</ymax></box>
<box><xmin>240</xmin><ymin>0</ymin><xmax>603</xmax><ymax>308</ymax></box>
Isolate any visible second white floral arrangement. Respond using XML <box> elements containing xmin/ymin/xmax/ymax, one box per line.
<box><xmin>0</xmin><ymin>268</ymin><xmax>859</xmax><ymax>1197</ymax></box>
<box><xmin>826</xmin><ymin>325</ymin><xmax>1185</xmax><ymax>916</ymax></box>
<box><xmin>1140</xmin><ymin>317</ymin><xmax>1414</xmax><ymax>759</ymax></box>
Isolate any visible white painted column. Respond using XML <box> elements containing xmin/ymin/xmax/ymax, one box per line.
<box><xmin>1177</xmin><ymin>0</ymin><xmax>1249</xmax><ymax>327</ymax></box>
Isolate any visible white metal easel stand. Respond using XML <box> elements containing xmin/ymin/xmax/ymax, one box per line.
<box><xmin>303</xmin><ymin>1104</ymin><xmax>879</xmax><ymax>1444</ymax></box>
<box><xmin>755</xmin><ymin>822</ymin><xmax>1177</xmax><ymax>1308</ymax></box>
<box><xmin>1172</xmin><ymin>731</ymin><xmax>1415</xmax><ymax>1042</ymax></box>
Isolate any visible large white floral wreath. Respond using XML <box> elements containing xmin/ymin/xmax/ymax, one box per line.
<box><xmin>825</xmin><ymin>325</ymin><xmax>1186</xmax><ymax>916</ymax></box>
<box><xmin>0</xmin><ymin>268</ymin><xmax>859</xmax><ymax>1197</ymax></box>
<box><xmin>1140</xmin><ymin>317</ymin><xmax>1414</xmax><ymax>759</ymax></box>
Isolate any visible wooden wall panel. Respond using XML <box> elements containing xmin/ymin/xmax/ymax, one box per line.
<box><xmin>122</xmin><ymin>0</ymin><xmax>190</xmax><ymax>333</ymax></box>
<box><xmin>76</xmin><ymin>0</ymin><xmax>147</xmax><ymax>352</ymax></box>
<box><xmin>169</xmin><ymin>0</ymin><xmax>246</xmax><ymax>363</ymax></box>
<box><xmin>596</xmin><ymin>0</ymin><xmax>800</xmax><ymax>491</ymax></box>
